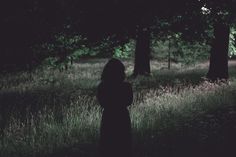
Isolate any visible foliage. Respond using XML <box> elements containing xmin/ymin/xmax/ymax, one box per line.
<box><xmin>2</xmin><ymin>0</ymin><xmax>236</xmax><ymax>71</ymax></box>
<box><xmin>113</xmin><ymin>40</ymin><xmax>135</xmax><ymax>59</ymax></box>
<box><xmin>229</xmin><ymin>27</ymin><xmax>236</xmax><ymax>57</ymax></box>
<box><xmin>176</xmin><ymin>41</ymin><xmax>210</xmax><ymax>64</ymax></box>
<box><xmin>32</xmin><ymin>34</ymin><xmax>85</xmax><ymax>69</ymax></box>
<box><xmin>152</xmin><ymin>33</ymin><xmax>210</xmax><ymax>65</ymax></box>
<box><xmin>37</xmin><ymin>37</ymin><xmax>135</xmax><ymax>69</ymax></box>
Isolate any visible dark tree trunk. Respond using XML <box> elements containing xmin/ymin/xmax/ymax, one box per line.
<box><xmin>133</xmin><ymin>26</ymin><xmax>151</xmax><ymax>77</ymax></box>
<box><xmin>207</xmin><ymin>22</ymin><xmax>230</xmax><ymax>81</ymax></box>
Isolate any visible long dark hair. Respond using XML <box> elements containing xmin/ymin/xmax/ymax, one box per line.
<box><xmin>101</xmin><ymin>58</ymin><xmax>125</xmax><ymax>83</ymax></box>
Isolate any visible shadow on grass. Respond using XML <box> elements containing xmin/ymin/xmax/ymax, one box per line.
<box><xmin>1</xmin><ymin>65</ymin><xmax>236</xmax><ymax>127</ymax></box>
<box><xmin>0</xmin><ymin>83</ymin><xmax>97</xmax><ymax>133</ymax></box>
<box><xmin>1</xmin><ymin>64</ymin><xmax>236</xmax><ymax>157</ymax></box>
<box><xmin>132</xmin><ymin>86</ymin><xmax>236</xmax><ymax>157</ymax></box>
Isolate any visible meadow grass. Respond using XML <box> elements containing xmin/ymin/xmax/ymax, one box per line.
<box><xmin>0</xmin><ymin>59</ymin><xmax>236</xmax><ymax>157</ymax></box>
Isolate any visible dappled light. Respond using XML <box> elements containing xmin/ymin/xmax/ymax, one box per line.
<box><xmin>1</xmin><ymin>1</ymin><xmax>236</xmax><ymax>157</ymax></box>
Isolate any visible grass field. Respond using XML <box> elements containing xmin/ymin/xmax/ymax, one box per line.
<box><xmin>1</xmin><ymin>59</ymin><xmax>236</xmax><ymax>157</ymax></box>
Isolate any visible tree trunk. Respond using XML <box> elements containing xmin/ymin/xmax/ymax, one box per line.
<box><xmin>133</xmin><ymin>26</ymin><xmax>151</xmax><ymax>77</ymax></box>
<box><xmin>207</xmin><ymin>22</ymin><xmax>230</xmax><ymax>81</ymax></box>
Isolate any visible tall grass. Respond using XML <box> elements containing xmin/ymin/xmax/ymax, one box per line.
<box><xmin>1</xmin><ymin>59</ymin><xmax>236</xmax><ymax>157</ymax></box>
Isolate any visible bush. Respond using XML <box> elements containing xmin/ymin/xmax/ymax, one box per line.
<box><xmin>229</xmin><ymin>27</ymin><xmax>236</xmax><ymax>58</ymax></box>
<box><xmin>113</xmin><ymin>40</ymin><xmax>135</xmax><ymax>59</ymax></box>
<box><xmin>151</xmin><ymin>34</ymin><xmax>210</xmax><ymax>65</ymax></box>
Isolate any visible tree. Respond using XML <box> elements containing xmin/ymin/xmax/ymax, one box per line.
<box><xmin>203</xmin><ymin>0</ymin><xmax>236</xmax><ymax>80</ymax></box>
<box><xmin>133</xmin><ymin>25</ymin><xmax>151</xmax><ymax>76</ymax></box>
<box><xmin>2</xmin><ymin>0</ymin><xmax>228</xmax><ymax>77</ymax></box>
<box><xmin>207</xmin><ymin>22</ymin><xmax>230</xmax><ymax>80</ymax></box>
<box><xmin>131</xmin><ymin>0</ymin><xmax>207</xmax><ymax>77</ymax></box>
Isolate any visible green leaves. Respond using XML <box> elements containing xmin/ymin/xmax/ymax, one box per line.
<box><xmin>113</xmin><ymin>40</ymin><xmax>135</xmax><ymax>59</ymax></box>
<box><xmin>152</xmin><ymin>33</ymin><xmax>210</xmax><ymax>65</ymax></box>
<box><xmin>229</xmin><ymin>27</ymin><xmax>236</xmax><ymax>57</ymax></box>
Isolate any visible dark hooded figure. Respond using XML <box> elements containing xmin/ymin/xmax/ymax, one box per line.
<box><xmin>97</xmin><ymin>58</ymin><xmax>133</xmax><ymax>157</ymax></box>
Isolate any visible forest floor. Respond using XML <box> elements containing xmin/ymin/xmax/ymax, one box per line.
<box><xmin>0</xmin><ymin>59</ymin><xmax>236</xmax><ymax>157</ymax></box>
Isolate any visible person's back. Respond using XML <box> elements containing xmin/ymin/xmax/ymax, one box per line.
<box><xmin>97</xmin><ymin>58</ymin><xmax>133</xmax><ymax>157</ymax></box>
<box><xmin>97</xmin><ymin>81</ymin><xmax>133</xmax><ymax>110</ymax></box>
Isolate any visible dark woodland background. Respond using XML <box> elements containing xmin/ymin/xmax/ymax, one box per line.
<box><xmin>1</xmin><ymin>0</ymin><xmax>236</xmax><ymax>157</ymax></box>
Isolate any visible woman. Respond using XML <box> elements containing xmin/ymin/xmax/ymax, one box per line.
<box><xmin>97</xmin><ymin>58</ymin><xmax>133</xmax><ymax>157</ymax></box>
